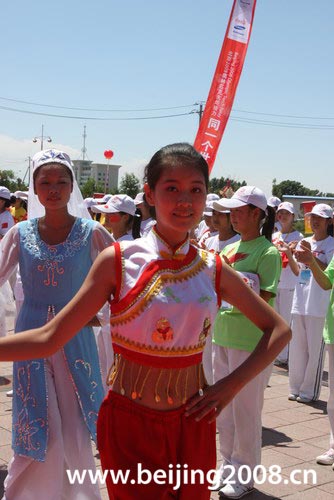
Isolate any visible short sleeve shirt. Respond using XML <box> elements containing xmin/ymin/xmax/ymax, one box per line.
<box><xmin>323</xmin><ymin>258</ymin><xmax>334</xmax><ymax>344</ymax></box>
<box><xmin>213</xmin><ymin>236</ymin><xmax>281</xmax><ymax>352</ymax></box>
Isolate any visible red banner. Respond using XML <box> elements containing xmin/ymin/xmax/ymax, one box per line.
<box><xmin>194</xmin><ymin>0</ymin><xmax>257</xmax><ymax>172</ymax></box>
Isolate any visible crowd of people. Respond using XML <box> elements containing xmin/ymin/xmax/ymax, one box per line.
<box><xmin>0</xmin><ymin>144</ymin><xmax>332</xmax><ymax>499</ymax></box>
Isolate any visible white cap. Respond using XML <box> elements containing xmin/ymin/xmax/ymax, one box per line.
<box><xmin>206</xmin><ymin>193</ymin><xmax>220</xmax><ymax>202</ymax></box>
<box><xmin>305</xmin><ymin>203</ymin><xmax>333</xmax><ymax>219</ymax></box>
<box><xmin>32</xmin><ymin>149</ymin><xmax>73</xmax><ymax>173</ymax></box>
<box><xmin>267</xmin><ymin>196</ymin><xmax>281</xmax><ymax>208</ymax></box>
<box><xmin>277</xmin><ymin>201</ymin><xmax>295</xmax><ymax>215</ymax></box>
<box><xmin>134</xmin><ymin>192</ymin><xmax>144</xmax><ymax>205</ymax></box>
<box><xmin>212</xmin><ymin>199</ymin><xmax>230</xmax><ymax>214</ymax></box>
<box><xmin>93</xmin><ymin>194</ymin><xmax>112</xmax><ymax>204</ymax></box>
<box><xmin>13</xmin><ymin>190</ymin><xmax>29</xmax><ymax>200</ymax></box>
<box><xmin>203</xmin><ymin>201</ymin><xmax>213</xmax><ymax>216</ymax></box>
<box><xmin>0</xmin><ymin>186</ymin><xmax>11</xmax><ymax>200</ymax></box>
<box><xmin>92</xmin><ymin>194</ymin><xmax>136</xmax><ymax>216</ymax></box>
<box><xmin>217</xmin><ymin>186</ymin><xmax>268</xmax><ymax>213</ymax></box>
<box><xmin>83</xmin><ymin>197</ymin><xmax>96</xmax><ymax>208</ymax></box>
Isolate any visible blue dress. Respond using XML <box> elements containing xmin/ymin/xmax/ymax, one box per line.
<box><xmin>12</xmin><ymin>218</ymin><xmax>104</xmax><ymax>461</ymax></box>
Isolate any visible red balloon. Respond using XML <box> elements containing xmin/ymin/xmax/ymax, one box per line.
<box><xmin>104</xmin><ymin>149</ymin><xmax>114</xmax><ymax>160</ymax></box>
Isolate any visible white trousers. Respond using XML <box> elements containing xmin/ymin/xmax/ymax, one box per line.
<box><xmin>326</xmin><ymin>344</ymin><xmax>334</xmax><ymax>449</ymax></box>
<box><xmin>3</xmin><ymin>350</ymin><xmax>101</xmax><ymax>500</ymax></box>
<box><xmin>213</xmin><ymin>344</ymin><xmax>272</xmax><ymax>486</ymax></box>
<box><xmin>289</xmin><ymin>314</ymin><xmax>325</xmax><ymax>400</ymax></box>
<box><xmin>274</xmin><ymin>288</ymin><xmax>294</xmax><ymax>363</ymax></box>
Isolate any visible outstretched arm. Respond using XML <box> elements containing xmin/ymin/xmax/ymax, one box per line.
<box><xmin>186</xmin><ymin>261</ymin><xmax>291</xmax><ymax>421</ymax></box>
<box><xmin>0</xmin><ymin>245</ymin><xmax>117</xmax><ymax>361</ymax></box>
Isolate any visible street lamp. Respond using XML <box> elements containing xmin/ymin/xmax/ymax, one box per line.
<box><xmin>32</xmin><ymin>124</ymin><xmax>52</xmax><ymax>150</ymax></box>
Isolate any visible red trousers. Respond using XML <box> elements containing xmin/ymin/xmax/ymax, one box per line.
<box><xmin>97</xmin><ymin>391</ymin><xmax>216</xmax><ymax>499</ymax></box>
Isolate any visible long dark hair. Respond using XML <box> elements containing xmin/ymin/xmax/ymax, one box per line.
<box><xmin>144</xmin><ymin>143</ymin><xmax>209</xmax><ymax>190</ymax></box>
<box><xmin>249</xmin><ymin>204</ymin><xmax>276</xmax><ymax>241</ymax></box>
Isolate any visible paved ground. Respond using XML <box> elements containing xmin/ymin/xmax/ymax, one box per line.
<box><xmin>1</xmin><ymin>303</ymin><xmax>333</xmax><ymax>499</ymax></box>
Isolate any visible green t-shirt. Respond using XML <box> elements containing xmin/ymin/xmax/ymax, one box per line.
<box><xmin>213</xmin><ymin>236</ymin><xmax>281</xmax><ymax>352</ymax></box>
<box><xmin>323</xmin><ymin>257</ymin><xmax>334</xmax><ymax>344</ymax></box>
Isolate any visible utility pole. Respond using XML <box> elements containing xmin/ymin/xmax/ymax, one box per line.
<box><xmin>81</xmin><ymin>125</ymin><xmax>87</xmax><ymax>160</ymax></box>
<box><xmin>194</xmin><ymin>102</ymin><xmax>204</xmax><ymax>124</ymax></box>
<box><xmin>199</xmin><ymin>103</ymin><xmax>203</xmax><ymax>123</ymax></box>
<box><xmin>23</xmin><ymin>156</ymin><xmax>31</xmax><ymax>183</ymax></box>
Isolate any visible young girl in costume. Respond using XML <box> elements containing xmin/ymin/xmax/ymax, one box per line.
<box><xmin>0</xmin><ymin>149</ymin><xmax>114</xmax><ymax>500</ymax></box>
<box><xmin>272</xmin><ymin>201</ymin><xmax>303</xmax><ymax>367</ymax></box>
<box><xmin>0</xmin><ymin>144</ymin><xmax>290</xmax><ymax>500</ymax></box>
<box><xmin>295</xmin><ymin>235</ymin><xmax>334</xmax><ymax>466</ymax></box>
<box><xmin>212</xmin><ymin>186</ymin><xmax>282</xmax><ymax>499</ymax></box>
<box><xmin>289</xmin><ymin>203</ymin><xmax>334</xmax><ymax>403</ymax></box>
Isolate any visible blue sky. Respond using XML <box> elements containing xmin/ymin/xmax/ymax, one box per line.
<box><xmin>0</xmin><ymin>0</ymin><xmax>333</xmax><ymax>197</ymax></box>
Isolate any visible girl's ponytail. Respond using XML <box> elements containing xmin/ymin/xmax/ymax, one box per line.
<box><xmin>261</xmin><ymin>205</ymin><xmax>276</xmax><ymax>241</ymax></box>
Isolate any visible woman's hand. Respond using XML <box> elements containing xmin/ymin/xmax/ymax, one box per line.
<box><xmin>185</xmin><ymin>377</ymin><xmax>239</xmax><ymax>423</ymax></box>
<box><xmin>295</xmin><ymin>240</ymin><xmax>314</xmax><ymax>265</ymax></box>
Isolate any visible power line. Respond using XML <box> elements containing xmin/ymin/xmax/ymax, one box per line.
<box><xmin>0</xmin><ymin>102</ymin><xmax>334</xmax><ymax>130</ymax></box>
<box><xmin>233</xmin><ymin>108</ymin><xmax>334</xmax><ymax>121</ymax></box>
<box><xmin>231</xmin><ymin>116</ymin><xmax>334</xmax><ymax>130</ymax></box>
<box><xmin>0</xmin><ymin>95</ymin><xmax>333</xmax><ymax>121</ymax></box>
<box><xmin>0</xmin><ymin>96</ymin><xmax>196</xmax><ymax>113</ymax></box>
<box><xmin>0</xmin><ymin>105</ymin><xmax>194</xmax><ymax>121</ymax></box>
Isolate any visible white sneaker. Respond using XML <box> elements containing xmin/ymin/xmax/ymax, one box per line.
<box><xmin>296</xmin><ymin>396</ymin><xmax>312</xmax><ymax>404</ymax></box>
<box><xmin>219</xmin><ymin>482</ymin><xmax>254</xmax><ymax>499</ymax></box>
<box><xmin>316</xmin><ymin>449</ymin><xmax>334</xmax><ymax>465</ymax></box>
<box><xmin>288</xmin><ymin>393</ymin><xmax>298</xmax><ymax>401</ymax></box>
<box><xmin>212</xmin><ymin>463</ymin><xmax>235</xmax><ymax>491</ymax></box>
<box><xmin>6</xmin><ymin>389</ymin><xmax>13</xmax><ymax>397</ymax></box>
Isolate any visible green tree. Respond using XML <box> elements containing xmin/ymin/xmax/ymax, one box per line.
<box><xmin>0</xmin><ymin>170</ymin><xmax>28</xmax><ymax>192</ymax></box>
<box><xmin>272</xmin><ymin>180</ymin><xmax>320</xmax><ymax>200</ymax></box>
<box><xmin>119</xmin><ymin>173</ymin><xmax>141</xmax><ymax>198</ymax></box>
<box><xmin>80</xmin><ymin>178</ymin><xmax>106</xmax><ymax>199</ymax></box>
<box><xmin>209</xmin><ymin>177</ymin><xmax>247</xmax><ymax>196</ymax></box>
<box><xmin>0</xmin><ymin>170</ymin><xmax>17</xmax><ymax>191</ymax></box>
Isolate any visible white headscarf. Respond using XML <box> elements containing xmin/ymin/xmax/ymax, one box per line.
<box><xmin>28</xmin><ymin>149</ymin><xmax>91</xmax><ymax>219</ymax></box>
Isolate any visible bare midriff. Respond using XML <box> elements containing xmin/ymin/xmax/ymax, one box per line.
<box><xmin>108</xmin><ymin>354</ymin><xmax>207</xmax><ymax>410</ymax></box>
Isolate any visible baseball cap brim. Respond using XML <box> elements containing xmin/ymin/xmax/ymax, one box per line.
<box><xmin>304</xmin><ymin>211</ymin><xmax>331</xmax><ymax>218</ymax></box>
<box><xmin>212</xmin><ymin>200</ymin><xmax>231</xmax><ymax>213</ymax></box>
<box><xmin>91</xmin><ymin>204</ymin><xmax>119</xmax><ymax>214</ymax></box>
<box><xmin>214</xmin><ymin>198</ymin><xmax>248</xmax><ymax>209</ymax></box>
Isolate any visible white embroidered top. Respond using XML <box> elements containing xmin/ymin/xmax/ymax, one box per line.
<box><xmin>110</xmin><ymin>227</ymin><xmax>221</xmax><ymax>368</ymax></box>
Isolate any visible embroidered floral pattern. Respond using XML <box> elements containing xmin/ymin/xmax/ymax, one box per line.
<box><xmin>152</xmin><ymin>318</ymin><xmax>174</xmax><ymax>344</ymax></box>
<box><xmin>13</xmin><ymin>362</ymin><xmax>46</xmax><ymax>453</ymax></box>
<box><xmin>74</xmin><ymin>359</ymin><xmax>99</xmax><ymax>403</ymax></box>
<box><xmin>22</xmin><ymin>219</ymin><xmax>90</xmax><ymax>287</ymax></box>
<box><xmin>110</xmin><ymin>251</ymin><xmax>209</xmax><ymax>326</ymax></box>
<box><xmin>163</xmin><ymin>287</ymin><xmax>181</xmax><ymax>303</ymax></box>
<box><xmin>112</xmin><ymin>332</ymin><xmax>205</xmax><ymax>357</ymax></box>
<box><xmin>198</xmin><ymin>317</ymin><xmax>211</xmax><ymax>342</ymax></box>
<box><xmin>13</xmin><ymin>218</ymin><xmax>104</xmax><ymax>460</ymax></box>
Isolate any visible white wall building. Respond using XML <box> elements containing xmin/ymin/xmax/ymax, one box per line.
<box><xmin>72</xmin><ymin>159</ymin><xmax>121</xmax><ymax>191</ymax></box>
<box><xmin>282</xmin><ymin>195</ymin><xmax>334</xmax><ymax>219</ymax></box>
